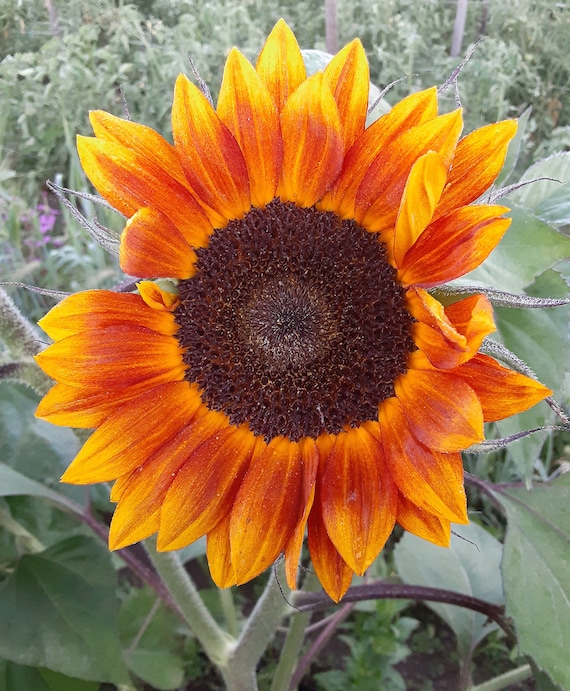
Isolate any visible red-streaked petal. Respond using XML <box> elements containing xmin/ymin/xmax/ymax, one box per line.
<box><xmin>320</xmin><ymin>425</ymin><xmax>397</xmax><ymax>574</ymax></box>
<box><xmin>37</xmin><ymin>290</ymin><xmax>177</xmax><ymax>341</ymax></box>
<box><xmin>323</xmin><ymin>39</ymin><xmax>369</xmax><ymax>151</ymax></box>
<box><xmin>255</xmin><ymin>19</ymin><xmax>306</xmax><ymax>113</ymax></box>
<box><xmin>157</xmin><ymin>426</ymin><xmax>260</xmax><ymax>550</ymax></box>
<box><xmin>35</xmin><ymin>325</ymin><xmax>185</xmax><ymax>390</ymax></box>
<box><xmin>307</xmin><ymin>488</ymin><xmax>354</xmax><ymax>603</ymax></box>
<box><xmin>321</xmin><ymin>87</ymin><xmax>438</xmax><ymax>217</ymax></box>
<box><xmin>172</xmin><ymin>74</ymin><xmax>250</xmax><ymax>226</ymax></box>
<box><xmin>61</xmin><ymin>382</ymin><xmax>203</xmax><ymax>484</ymax></box>
<box><xmin>395</xmin><ymin>367</ymin><xmax>484</xmax><ymax>452</ymax></box>
<box><xmin>397</xmin><ymin>493</ymin><xmax>452</xmax><ymax>547</ymax></box>
<box><xmin>229</xmin><ymin>437</ymin><xmax>308</xmax><ymax>584</ymax></box>
<box><xmin>355</xmin><ymin>110</ymin><xmax>463</xmax><ymax>232</ymax></box>
<box><xmin>455</xmin><ymin>353</ymin><xmax>552</xmax><ymax>421</ymax></box>
<box><xmin>120</xmin><ymin>207</ymin><xmax>198</xmax><ymax>279</ymax></box>
<box><xmin>88</xmin><ymin>110</ymin><xmax>191</xmax><ymax>189</ymax></box>
<box><xmin>393</xmin><ymin>152</ymin><xmax>448</xmax><ymax>268</ymax></box>
<box><xmin>207</xmin><ymin>510</ymin><xmax>236</xmax><ymax>588</ymax></box>
<box><xmin>376</xmin><ymin>399</ymin><xmax>468</xmax><ymax>523</ymax></box>
<box><xmin>398</xmin><ymin>205</ymin><xmax>511</xmax><ymax>288</ymax></box>
<box><xmin>137</xmin><ymin>281</ymin><xmax>179</xmax><ymax>312</ymax></box>
<box><xmin>433</xmin><ymin>120</ymin><xmax>518</xmax><ymax>221</ymax></box>
<box><xmin>283</xmin><ymin>438</ymin><xmax>320</xmax><ymax>590</ymax></box>
<box><xmin>76</xmin><ymin>135</ymin><xmax>211</xmax><ymax>238</ymax></box>
<box><xmin>108</xmin><ymin>410</ymin><xmax>228</xmax><ymax>550</ymax></box>
<box><xmin>279</xmin><ymin>73</ymin><xmax>343</xmax><ymax>207</ymax></box>
<box><xmin>408</xmin><ymin>288</ymin><xmax>495</xmax><ymax>369</ymax></box>
<box><xmin>217</xmin><ymin>48</ymin><xmax>282</xmax><ymax>208</ymax></box>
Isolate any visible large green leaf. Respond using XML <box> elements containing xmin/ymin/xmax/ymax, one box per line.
<box><xmin>458</xmin><ymin>205</ymin><xmax>570</xmax><ymax>293</ymax></box>
<box><xmin>119</xmin><ymin>586</ymin><xmax>186</xmax><ymax>690</ymax></box>
<box><xmin>496</xmin><ymin>474</ymin><xmax>570</xmax><ymax>690</ymax></box>
<box><xmin>393</xmin><ymin>522</ymin><xmax>503</xmax><ymax>658</ymax></box>
<box><xmin>0</xmin><ymin>536</ymin><xmax>129</xmax><ymax>684</ymax></box>
<box><xmin>509</xmin><ymin>152</ymin><xmax>570</xmax><ymax>212</ymax></box>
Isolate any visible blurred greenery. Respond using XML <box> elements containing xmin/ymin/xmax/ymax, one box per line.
<box><xmin>0</xmin><ymin>1</ymin><xmax>569</xmax><ymax>689</ymax></box>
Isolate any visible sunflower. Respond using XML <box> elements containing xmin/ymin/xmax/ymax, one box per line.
<box><xmin>35</xmin><ymin>20</ymin><xmax>551</xmax><ymax>602</ymax></box>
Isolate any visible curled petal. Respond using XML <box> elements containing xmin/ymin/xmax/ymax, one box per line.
<box><xmin>172</xmin><ymin>74</ymin><xmax>250</xmax><ymax>225</ymax></box>
<box><xmin>137</xmin><ymin>282</ymin><xmax>179</xmax><ymax>312</ymax></box>
<box><xmin>121</xmin><ymin>207</ymin><xmax>199</xmax><ymax>279</ymax></box>
<box><xmin>434</xmin><ymin>120</ymin><xmax>518</xmax><ymax>221</ymax></box>
<box><xmin>323</xmin><ymin>39</ymin><xmax>369</xmax><ymax>151</ymax></box>
<box><xmin>109</xmin><ymin>410</ymin><xmax>227</xmax><ymax>550</ymax></box>
<box><xmin>408</xmin><ymin>288</ymin><xmax>495</xmax><ymax>369</ymax></box>
<box><xmin>157</xmin><ymin>426</ymin><xmax>259</xmax><ymax>550</ymax></box>
<box><xmin>76</xmin><ymin>135</ymin><xmax>211</xmax><ymax>239</ymax></box>
<box><xmin>37</xmin><ymin>290</ymin><xmax>177</xmax><ymax>341</ymax></box>
<box><xmin>393</xmin><ymin>152</ymin><xmax>448</xmax><ymax>267</ymax></box>
<box><xmin>230</xmin><ymin>437</ymin><xmax>308</xmax><ymax>584</ymax></box>
<box><xmin>256</xmin><ymin>19</ymin><xmax>306</xmax><ymax>113</ymax></box>
<box><xmin>455</xmin><ymin>353</ymin><xmax>552</xmax><ymax>421</ymax></box>
<box><xmin>397</xmin><ymin>493</ymin><xmax>452</xmax><ymax>547</ymax></box>
<box><xmin>395</xmin><ymin>366</ymin><xmax>484</xmax><ymax>452</ymax></box>
<box><xmin>279</xmin><ymin>73</ymin><xmax>344</xmax><ymax>207</ymax></box>
<box><xmin>322</xmin><ymin>87</ymin><xmax>438</xmax><ymax>217</ymax></box>
<box><xmin>398</xmin><ymin>205</ymin><xmax>511</xmax><ymax>288</ymax></box>
<box><xmin>320</xmin><ymin>425</ymin><xmax>397</xmax><ymax>574</ymax></box>
<box><xmin>284</xmin><ymin>438</ymin><xmax>319</xmax><ymax>590</ymax></box>
<box><xmin>217</xmin><ymin>48</ymin><xmax>282</xmax><ymax>207</ymax></box>
<box><xmin>307</xmin><ymin>492</ymin><xmax>353</xmax><ymax>603</ymax></box>
<box><xmin>377</xmin><ymin>399</ymin><xmax>468</xmax><ymax>523</ymax></box>
<box><xmin>355</xmin><ymin>109</ymin><xmax>463</xmax><ymax>232</ymax></box>
<box><xmin>61</xmin><ymin>382</ymin><xmax>203</xmax><ymax>484</ymax></box>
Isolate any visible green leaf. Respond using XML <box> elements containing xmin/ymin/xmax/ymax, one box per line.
<box><xmin>0</xmin><ymin>462</ymin><xmax>80</xmax><ymax>513</ymax></box>
<box><xmin>510</xmin><ymin>152</ymin><xmax>570</xmax><ymax>211</ymax></box>
<box><xmin>0</xmin><ymin>536</ymin><xmax>129</xmax><ymax>684</ymax></box>
<box><xmin>496</xmin><ymin>474</ymin><xmax>570</xmax><ymax>690</ymax></box>
<box><xmin>458</xmin><ymin>205</ymin><xmax>570</xmax><ymax>293</ymax></box>
<box><xmin>535</xmin><ymin>181</ymin><xmax>570</xmax><ymax>226</ymax></box>
<box><xmin>4</xmin><ymin>663</ymin><xmax>50</xmax><ymax>691</ymax></box>
<box><xmin>393</xmin><ymin>522</ymin><xmax>503</xmax><ymax>659</ymax></box>
<box><xmin>119</xmin><ymin>586</ymin><xmax>186</xmax><ymax>690</ymax></box>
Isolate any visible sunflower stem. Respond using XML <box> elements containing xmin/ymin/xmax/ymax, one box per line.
<box><xmin>270</xmin><ymin>570</ymin><xmax>321</xmax><ymax>691</ymax></box>
<box><xmin>145</xmin><ymin>545</ymin><xmax>234</xmax><ymax>667</ymax></box>
<box><xmin>219</xmin><ymin>586</ymin><xmax>239</xmax><ymax>638</ymax></box>
<box><xmin>223</xmin><ymin>563</ymin><xmax>292</xmax><ymax>691</ymax></box>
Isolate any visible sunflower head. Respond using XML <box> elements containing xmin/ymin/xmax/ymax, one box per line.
<box><xmin>35</xmin><ymin>20</ymin><xmax>551</xmax><ymax>602</ymax></box>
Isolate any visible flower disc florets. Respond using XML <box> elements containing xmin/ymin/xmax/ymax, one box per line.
<box><xmin>175</xmin><ymin>200</ymin><xmax>415</xmax><ymax>441</ymax></box>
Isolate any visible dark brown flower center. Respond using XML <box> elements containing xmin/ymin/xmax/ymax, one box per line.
<box><xmin>175</xmin><ymin>200</ymin><xmax>415</xmax><ymax>441</ymax></box>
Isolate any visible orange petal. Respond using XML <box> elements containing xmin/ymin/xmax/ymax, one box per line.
<box><xmin>320</xmin><ymin>425</ymin><xmax>397</xmax><ymax>574</ymax></box>
<box><xmin>393</xmin><ymin>152</ymin><xmax>448</xmax><ymax>268</ymax></box>
<box><xmin>120</xmin><ymin>207</ymin><xmax>198</xmax><ymax>279</ymax></box>
<box><xmin>255</xmin><ymin>19</ymin><xmax>306</xmax><ymax>113</ymax></box>
<box><xmin>137</xmin><ymin>281</ymin><xmax>179</xmax><ymax>312</ymax></box>
<box><xmin>76</xmin><ymin>135</ymin><xmax>212</xmax><ymax>239</ymax></box>
<box><xmin>376</xmin><ymin>398</ymin><xmax>468</xmax><ymax>523</ymax></box>
<box><xmin>398</xmin><ymin>205</ymin><xmax>511</xmax><ymax>288</ymax></box>
<box><xmin>37</xmin><ymin>290</ymin><xmax>177</xmax><ymax>341</ymax></box>
<box><xmin>283</xmin><ymin>439</ymin><xmax>320</xmax><ymax>590</ymax></box>
<box><xmin>109</xmin><ymin>410</ymin><xmax>227</xmax><ymax>550</ymax></box>
<box><xmin>408</xmin><ymin>288</ymin><xmax>495</xmax><ymax>369</ymax></box>
<box><xmin>207</xmin><ymin>510</ymin><xmax>236</xmax><ymax>588</ymax></box>
<box><xmin>355</xmin><ymin>109</ymin><xmax>463</xmax><ymax>232</ymax></box>
<box><xmin>323</xmin><ymin>39</ymin><xmax>369</xmax><ymax>151</ymax></box>
<box><xmin>89</xmin><ymin>110</ymin><xmax>191</xmax><ymax>189</ymax></box>
<box><xmin>35</xmin><ymin>325</ymin><xmax>185</xmax><ymax>390</ymax></box>
<box><xmin>217</xmin><ymin>48</ymin><xmax>282</xmax><ymax>208</ymax></box>
<box><xmin>307</xmin><ymin>488</ymin><xmax>354</xmax><ymax>603</ymax></box>
<box><xmin>321</xmin><ymin>87</ymin><xmax>438</xmax><ymax>217</ymax></box>
<box><xmin>455</xmin><ymin>353</ymin><xmax>552</xmax><ymax>421</ymax></box>
<box><xmin>397</xmin><ymin>493</ymin><xmax>452</xmax><ymax>547</ymax></box>
<box><xmin>61</xmin><ymin>382</ymin><xmax>203</xmax><ymax>484</ymax></box>
<box><xmin>157</xmin><ymin>426</ymin><xmax>259</xmax><ymax>550</ymax></box>
<box><xmin>433</xmin><ymin>120</ymin><xmax>518</xmax><ymax>221</ymax></box>
<box><xmin>279</xmin><ymin>72</ymin><xmax>344</xmax><ymax>207</ymax></box>
<box><xmin>395</xmin><ymin>367</ymin><xmax>484</xmax><ymax>452</ymax></box>
<box><xmin>229</xmin><ymin>437</ymin><xmax>308</xmax><ymax>584</ymax></box>
<box><xmin>172</xmin><ymin>74</ymin><xmax>250</xmax><ymax>226</ymax></box>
